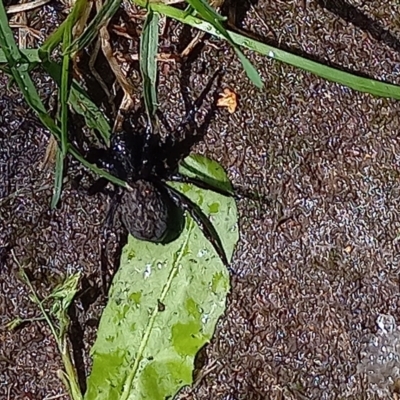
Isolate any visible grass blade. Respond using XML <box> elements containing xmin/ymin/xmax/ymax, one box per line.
<box><xmin>140</xmin><ymin>9</ymin><xmax>159</xmax><ymax>119</ymax></box>
<box><xmin>0</xmin><ymin>0</ymin><xmax>125</xmax><ymax>196</ymax></box>
<box><xmin>133</xmin><ymin>0</ymin><xmax>262</xmax><ymax>88</ymax></box>
<box><xmin>50</xmin><ymin>15</ymin><xmax>74</xmax><ymax>208</ymax></box>
<box><xmin>185</xmin><ymin>0</ymin><xmax>226</xmax><ymax>22</ymax></box>
<box><xmin>0</xmin><ymin>48</ymin><xmax>40</xmax><ymax>63</ymax></box>
<box><xmin>51</xmin><ymin>147</ymin><xmax>65</xmax><ymax>208</ymax></box>
<box><xmin>43</xmin><ymin>60</ymin><xmax>112</xmax><ymax>145</ymax></box>
<box><xmin>39</xmin><ymin>0</ymin><xmax>89</xmax><ymax>57</ymax></box>
<box><xmin>145</xmin><ymin>1</ymin><xmax>400</xmax><ymax>99</ymax></box>
<box><xmin>184</xmin><ymin>0</ymin><xmax>263</xmax><ymax>88</ymax></box>
<box><xmin>66</xmin><ymin>0</ymin><xmax>121</xmax><ymax>55</ymax></box>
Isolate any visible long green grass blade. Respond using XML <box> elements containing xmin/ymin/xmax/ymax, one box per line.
<box><xmin>140</xmin><ymin>10</ymin><xmax>159</xmax><ymax>119</ymax></box>
<box><xmin>146</xmin><ymin>2</ymin><xmax>400</xmax><ymax>99</ymax></box>
<box><xmin>51</xmin><ymin>147</ymin><xmax>64</xmax><ymax>209</ymax></box>
<box><xmin>185</xmin><ymin>0</ymin><xmax>263</xmax><ymax>88</ymax></box>
<box><xmin>66</xmin><ymin>0</ymin><xmax>121</xmax><ymax>55</ymax></box>
<box><xmin>50</xmin><ymin>12</ymin><xmax>74</xmax><ymax>209</ymax></box>
<box><xmin>133</xmin><ymin>0</ymin><xmax>262</xmax><ymax>88</ymax></box>
<box><xmin>185</xmin><ymin>0</ymin><xmax>226</xmax><ymax>22</ymax></box>
<box><xmin>0</xmin><ymin>48</ymin><xmax>40</xmax><ymax>63</ymax></box>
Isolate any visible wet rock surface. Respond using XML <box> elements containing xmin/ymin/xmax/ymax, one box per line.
<box><xmin>2</xmin><ymin>0</ymin><xmax>400</xmax><ymax>399</ymax></box>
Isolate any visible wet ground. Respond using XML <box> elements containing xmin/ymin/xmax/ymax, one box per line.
<box><xmin>2</xmin><ymin>0</ymin><xmax>400</xmax><ymax>399</ymax></box>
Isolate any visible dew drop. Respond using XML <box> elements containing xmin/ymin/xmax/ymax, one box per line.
<box><xmin>197</xmin><ymin>249</ymin><xmax>208</xmax><ymax>258</ymax></box>
<box><xmin>143</xmin><ymin>263</ymin><xmax>152</xmax><ymax>279</ymax></box>
<box><xmin>201</xmin><ymin>314</ymin><xmax>210</xmax><ymax>324</ymax></box>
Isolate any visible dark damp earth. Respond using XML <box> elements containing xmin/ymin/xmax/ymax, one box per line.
<box><xmin>2</xmin><ymin>1</ymin><xmax>400</xmax><ymax>399</ymax></box>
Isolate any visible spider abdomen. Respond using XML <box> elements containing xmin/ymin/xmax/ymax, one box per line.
<box><xmin>120</xmin><ymin>180</ymin><xmax>168</xmax><ymax>242</ymax></box>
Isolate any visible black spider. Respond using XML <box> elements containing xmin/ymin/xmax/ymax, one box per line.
<box><xmin>88</xmin><ymin>72</ymin><xmax>233</xmax><ymax>266</ymax></box>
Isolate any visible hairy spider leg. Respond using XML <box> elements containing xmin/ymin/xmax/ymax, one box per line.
<box><xmin>103</xmin><ymin>189</ymin><xmax>123</xmax><ymax>229</ymax></box>
<box><xmin>163</xmin><ymin>183</ymin><xmax>229</xmax><ymax>266</ymax></box>
<box><xmin>174</xmin><ymin>68</ymin><xmax>221</xmax><ymax>140</ymax></box>
<box><xmin>168</xmin><ymin>173</ymin><xmax>234</xmax><ymax>197</ymax></box>
<box><xmin>156</xmin><ymin>68</ymin><xmax>221</xmax><ymax>158</ymax></box>
<box><xmin>155</xmin><ymin>69</ymin><xmax>222</xmax><ymax>173</ymax></box>
<box><xmin>169</xmin><ymin>173</ymin><xmax>271</xmax><ymax>205</ymax></box>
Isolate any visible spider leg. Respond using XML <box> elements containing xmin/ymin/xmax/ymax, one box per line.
<box><xmin>159</xmin><ymin>69</ymin><xmax>222</xmax><ymax>171</ymax></box>
<box><xmin>103</xmin><ymin>189</ymin><xmax>122</xmax><ymax>229</ymax></box>
<box><xmin>168</xmin><ymin>173</ymin><xmax>233</xmax><ymax>197</ymax></box>
<box><xmin>88</xmin><ymin>177</ymin><xmax>109</xmax><ymax>195</ymax></box>
<box><xmin>99</xmin><ymin>189</ymin><xmax>123</xmax><ymax>295</ymax></box>
<box><xmin>168</xmin><ymin>172</ymin><xmax>271</xmax><ymax>206</ymax></box>
<box><xmin>175</xmin><ymin>68</ymin><xmax>221</xmax><ymax>138</ymax></box>
<box><xmin>163</xmin><ymin>183</ymin><xmax>229</xmax><ymax>266</ymax></box>
<box><xmin>161</xmin><ymin>68</ymin><xmax>222</xmax><ymax>154</ymax></box>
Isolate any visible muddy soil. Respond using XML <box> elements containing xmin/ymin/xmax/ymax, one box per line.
<box><xmin>2</xmin><ymin>0</ymin><xmax>400</xmax><ymax>399</ymax></box>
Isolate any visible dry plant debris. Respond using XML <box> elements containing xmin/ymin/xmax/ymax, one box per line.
<box><xmin>217</xmin><ymin>88</ymin><xmax>238</xmax><ymax>113</ymax></box>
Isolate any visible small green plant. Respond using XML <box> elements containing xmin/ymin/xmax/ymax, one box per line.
<box><xmin>11</xmin><ymin>251</ymin><xmax>82</xmax><ymax>400</ymax></box>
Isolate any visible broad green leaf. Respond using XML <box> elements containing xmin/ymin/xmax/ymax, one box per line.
<box><xmin>85</xmin><ymin>155</ymin><xmax>238</xmax><ymax>400</ymax></box>
<box><xmin>180</xmin><ymin>154</ymin><xmax>233</xmax><ymax>195</ymax></box>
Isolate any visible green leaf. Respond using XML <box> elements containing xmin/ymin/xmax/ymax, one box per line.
<box><xmin>85</xmin><ymin>155</ymin><xmax>238</xmax><ymax>400</ymax></box>
<box><xmin>180</xmin><ymin>154</ymin><xmax>233</xmax><ymax>195</ymax></box>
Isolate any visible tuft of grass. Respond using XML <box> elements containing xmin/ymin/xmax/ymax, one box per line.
<box><xmin>11</xmin><ymin>251</ymin><xmax>83</xmax><ymax>400</ymax></box>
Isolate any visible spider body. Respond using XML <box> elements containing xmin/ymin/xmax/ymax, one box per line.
<box><xmin>119</xmin><ymin>180</ymin><xmax>168</xmax><ymax>242</ymax></box>
<box><xmin>89</xmin><ymin>71</ymin><xmax>231</xmax><ymax>265</ymax></box>
<box><xmin>90</xmin><ymin>130</ymin><xmax>172</xmax><ymax>242</ymax></box>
